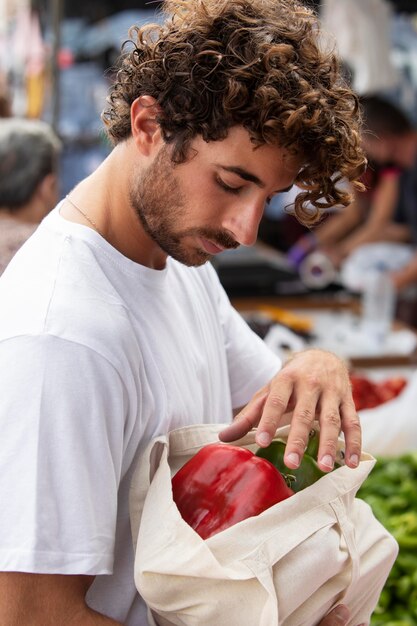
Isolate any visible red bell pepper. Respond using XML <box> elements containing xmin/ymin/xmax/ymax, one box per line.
<box><xmin>172</xmin><ymin>443</ymin><xmax>294</xmax><ymax>540</ymax></box>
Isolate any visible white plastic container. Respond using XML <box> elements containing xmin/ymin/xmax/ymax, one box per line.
<box><xmin>299</xmin><ymin>251</ymin><xmax>337</xmax><ymax>289</ymax></box>
<box><xmin>361</xmin><ymin>265</ymin><xmax>396</xmax><ymax>348</ymax></box>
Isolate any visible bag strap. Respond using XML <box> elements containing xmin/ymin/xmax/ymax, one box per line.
<box><xmin>168</xmin><ymin>423</ymin><xmax>229</xmax><ymax>453</ymax></box>
<box><xmin>330</xmin><ymin>498</ymin><xmax>360</xmax><ymax>603</ymax></box>
<box><xmin>129</xmin><ymin>436</ymin><xmax>168</xmax><ymax>550</ymax></box>
<box><xmin>241</xmin><ymin>503</ymin><xmax>334</xmax><ymax>625</ymax></box>
<box><xmin>240</xmin><ymin>497</ymin><xmax>360</xmax><ymax>626</ymax></box>
<box><xmin>242</xmin><ymin>550</ymin><xmax>280</xmax><ymax>625</ymax></box>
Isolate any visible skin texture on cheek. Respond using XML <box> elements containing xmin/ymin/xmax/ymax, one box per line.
<box><xmin>129</xmin><ymin>147</ymin><xmax>238</xmax><ymax>267</ymax></box>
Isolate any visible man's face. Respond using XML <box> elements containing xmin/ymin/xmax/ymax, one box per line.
<box><xmin>129</xmin><ymin>126</ymin><xmax>302</xmax><ymax>267</ymax></box>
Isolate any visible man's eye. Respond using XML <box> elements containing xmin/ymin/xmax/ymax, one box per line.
<box><xmin>216</xmin><ymin>177</ymin><xmax>242</xmax><ymax>195</ymax></box>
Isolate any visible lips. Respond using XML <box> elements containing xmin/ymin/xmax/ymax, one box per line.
<box><xmin>199</xmin><ymin>237</ymin><xmax>226</xmax><ymax>255</ymax></box>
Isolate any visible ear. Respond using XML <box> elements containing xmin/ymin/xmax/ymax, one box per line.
<box><xmin>131</xmin><ymin>95</ymin><xmax>162</xmax><ymax>156</ymax></box>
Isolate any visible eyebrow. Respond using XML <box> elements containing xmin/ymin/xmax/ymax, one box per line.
<box><xmin>219</xmin><ymin>165</ymin><xmax>294</xmax><ymax>194</ymax></box>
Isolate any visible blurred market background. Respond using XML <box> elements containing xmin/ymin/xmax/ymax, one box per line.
<box><xmin>1</xmin><ymin>0</ymin><xmax>416</xmax><ymax>196</ymax></box>
<box><xmin>0</xmin><ymin>0</ymin><xmax>168</xmax><ymax>195</ymax></box>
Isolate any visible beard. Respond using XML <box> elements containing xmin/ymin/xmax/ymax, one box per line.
<box><xmin>129</xmin><ymin>147</ymin><xmax>239</xmax><ymax>267</ymax></box>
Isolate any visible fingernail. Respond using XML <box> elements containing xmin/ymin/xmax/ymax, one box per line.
<box><xmin>321</xmin><ymin>454</ymin><xmax>334</xmax><ymax>469</ymax></box>
<box><xmin>257</xmin><ymin>431</ymin><xmax>271</xmax><ymax>447</ymax></box>
<box><xmin>349</xmin><ymin>454</ymin><xmax>359</xmax><ymax>467</ymax></box>
<box><xmin>285</xmin><ymin>452</ymin><xmax>300</xmax><ymax>468</ymax></box>
<box><xmin>333</xmin><ymin>604</ymin><xmax>350</xmax><ymax>623</ymax></box>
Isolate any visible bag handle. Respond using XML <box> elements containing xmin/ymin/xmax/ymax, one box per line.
<box><xmin>330</xmin><ymin>499</ymin><xmax>360</xmax><ymax>603</ymax></box>
<box><xmin>240</xmin><ymin>497</ymin><xmax>360</xmax><ymax>626</ymax></box>
<box><xmin>168</xmin><ymin>423</ymin><xmax>228</xmax><ymax>453</ymax></box>
<box><xmin>130</xmin><ymin>436</ymin><xmax>167</xmax><ymax>550</ymax></box>
<box><xmin>242</xmin><ymin>550</ymin><xmax>280</xmax><ymax>625</ymax></box>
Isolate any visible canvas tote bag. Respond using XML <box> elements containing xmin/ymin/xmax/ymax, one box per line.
<box><xmin>129</xmin><ymin>424</ymin><xmax>398</xmax><ymax>626</ymax></box>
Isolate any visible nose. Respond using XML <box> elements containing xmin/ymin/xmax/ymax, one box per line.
<box><xmin>224</xmin><ymin>201</ymin><xmax>264</xmax><ymax>247</ymax></box>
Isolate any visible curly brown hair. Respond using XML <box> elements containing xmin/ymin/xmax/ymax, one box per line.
<box><xmin>102</xmin><ymin>0</ymin><xmax>366</xmax><ymax>225</ymax></box>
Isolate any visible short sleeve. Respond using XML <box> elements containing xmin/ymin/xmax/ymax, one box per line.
<box><xmin>0</xmin><ymin>333</ymin><xmax>127</xmax><ymax>575</ymax></box>
<box><xmin>205</xmin><ymin>264</ymin><xmax>281</xmax><ymax>408</ymax></box>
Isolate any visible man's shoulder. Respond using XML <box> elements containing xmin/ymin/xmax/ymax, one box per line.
<box><xmin>0</xmin><ymin>231</ymin><xmax>138</xmax><ymax>366</ymax></box>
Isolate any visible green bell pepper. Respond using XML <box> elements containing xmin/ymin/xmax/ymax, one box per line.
<box><xmin>255</xmin><ymin>430</ymin><xmax>326</xmax><ymax>493</ymax></box>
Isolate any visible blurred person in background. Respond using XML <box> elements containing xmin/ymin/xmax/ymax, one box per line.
<box><xmin>286</xmin><ymin>96</ymin><xmax>412</xmax><ymax>272</ymax></box>
<box><xmin>285</xmin><ymin>162</ymin><xmax>408</xmax><ymax>271</ymax></box>
<box><xmin>359</xmin><ymin>95</ymin><xmax>417</xmax><ymax>293</ymax></box>
<box><xmin>0</xmin><ymin>118</ymin><xmax>61</xmax><ymax>274</ymax></box>
<box><xmin>292</xmin><ymin>161</ymin><xmax>407</xmax><ymax>269</ymax></box>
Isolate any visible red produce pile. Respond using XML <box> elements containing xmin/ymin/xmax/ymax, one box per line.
<box><xmin>350</xmin><ymin>374</ymin><xmax>407</xmax><ymax>411</ymax></box>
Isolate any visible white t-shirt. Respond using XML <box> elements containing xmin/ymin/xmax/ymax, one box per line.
<box><xmin>0</xmin><ymin>205</ymin><xmax>281</xmax><ymax>625</ymax></box>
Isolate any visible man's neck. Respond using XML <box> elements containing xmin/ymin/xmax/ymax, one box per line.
<box><xmin>62</xmin><ymin>145</ymin><xmax>168</xmax><ymax>269</ymax></box>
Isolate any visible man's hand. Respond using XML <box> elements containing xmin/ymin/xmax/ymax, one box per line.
<box><xmin>318</xmin><ymin>604</ymin><xmax>366</xmax><ymax>626</ymax></box>
<box><xmin>219</xmin><ymin>349</ymin><xmax>361</xmax><ymax>472</ymax></box>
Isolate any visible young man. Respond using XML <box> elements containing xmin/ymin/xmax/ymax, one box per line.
<box><xmin>0</xmin><ymin>118</ymin><xmax>61</xmax><ymax>274</ymax></box>
<box><xmin>0</xmin><ymin>0</ymin><xmax>366</xmax><ymax>624</ymax></box>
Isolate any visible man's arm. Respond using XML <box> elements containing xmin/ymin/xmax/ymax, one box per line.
<box><xmin>0</xmin><ymin>573</ymin><xmax>124</xmax><ymax>625</ymax></box>
<box><xmin>0</xmin><ymin>572</ymin><xmax>366</xmax><ymax>626</ymax></box>
<box><xmin>338</xmin><ymin>172</ymin><xmax>404</xmax><ymax>259</ymax></box>
<box><xmin>390</xmin><ymin>251</ymin><xmax>417</xmax><ymax>291</ymax></box>
<box><xmin>315</xmin><ymin>199</ymin><xmax>363</xmax><ymax>249</ymax></box>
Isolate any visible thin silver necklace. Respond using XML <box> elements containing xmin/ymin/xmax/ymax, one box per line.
<box><xmin>65</xmin><ymin>194</ymin><xmax>104</xmax><ymax>238</ymax></box>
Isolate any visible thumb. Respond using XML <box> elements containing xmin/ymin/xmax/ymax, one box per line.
<box><xmin>319</xmin><ymin>605</ymin><xmax>350</xmax><ymax>626</ymax></box>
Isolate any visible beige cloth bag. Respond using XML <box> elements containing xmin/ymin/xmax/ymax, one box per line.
<box><xmin>130</xmin><ymin>424</ymin><xmax>398</xmax><ymax>626</ymax></box>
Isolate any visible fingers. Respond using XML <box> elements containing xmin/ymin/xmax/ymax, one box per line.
<box><xmin>283</xmin><ymin>352</ymin><xmax>361</xmax><ymax>472</ymax></box>
<box><xmin>278</xmin><ymin>370</ymin><xmax>322</xmax><ymax>469</ymax></box>
<box><xmin>313</xmin><ymin>397</ymin><xmax>343</xmax><ymax>472</ymax></box>
<box><xmin>219</xmin><ymin>350</ymin><xmax>362</xmax><ymax>473</ymax></box>
<box><xmin>340</xmin><ymin>401</ymin><xmax>362</xmax><ymax>468</ymax></box>
<box><xmin>318</xmin><ymin>605</ymin><xmax>350</xmax><ymax>626</ymax></box>
<box><xmin>287</xmin><ymin>389</ymin><xmax>360</xmax><ymax>473</ymax></box>
<box><xmin>317</xmin><ymin>604</ymin><xmax>366</xmax><ymax>626</ymax></box>
<box><xmin>218</xmin><ymin>389</ymin><xmax>268</xmax><ymax>443</ymax></box>
<box><xmin>252</xmin><ymin>373</ymin><xmax>294</xmax><ymax>448</ymax></box>
<box><xmin>319</xmin><ymin>605</ymin><xmax>350</xmax><ymax>626</ymax></box>
<box><xmin>262</xmin><ymin>361</ymin><xmax>343</xmax><ymax>471</ymax></box>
